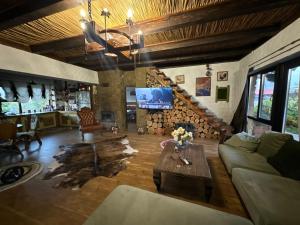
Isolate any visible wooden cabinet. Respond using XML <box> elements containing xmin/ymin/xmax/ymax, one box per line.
<box><xmin>37</xmin><ymin>113</ymin><xmax>57</xmax><ymax>130</ymax></box>
<box><xmin>58</xmin><ymin>111</ymin><xmax>79</xmax><ymax>127</ymax></box>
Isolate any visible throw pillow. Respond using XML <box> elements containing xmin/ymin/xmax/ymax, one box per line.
<box><xmin>257</xmin><ymin>131</ymin><xmax>293</xmax><ymax>158</ymax></box>
<box><xmin>224</xmin><ymin>132</ymin><xmax>260</xmax><ymax>152</ymax></box>
<box><xmin>268</xmin><ymin>139</ymin><xmax>300</xmax><ymax>180</ymax></box>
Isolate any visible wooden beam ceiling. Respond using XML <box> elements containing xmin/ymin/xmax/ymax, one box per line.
<box><xmin>81</xmin><ymin>48</ymin><xmax>252</xmax><ymax>71</ymax></box>
<box><xmin>140</xmin><ymin>25</ymin><xmax>279</xmax><ymax>54</ymax></box>
<box><xmin>31</xmin><ymin>35</ymin><xmax>84</xmax><ymax>54</ymax></box>
<box><xmin>115</xmin><ymin>0</ymin><xmax>300</xmax><ymax>35</ymax></box>
<box><xmin>64</xmin><ymin>25</ymin><xmax>278</xmax><ymax>64</ymax></box>
<box><xmin>3</xmin><ymin>0</ymin><xmax>297</xmax><ymax>71</ymax></box>
<box><xmin>29</xmin><ymin>0</ymin><xmax>300</xmax><ymax>54</ymax></box>
<box><xmin>0</xmin><ymin>0</ymin><xmax>81</xmax><ymax>31</ymax></box>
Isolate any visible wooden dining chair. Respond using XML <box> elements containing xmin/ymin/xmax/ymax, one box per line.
<box><xmin>16</xmin><ymin>115</ymin><xmax>42</xmax><ymax>151</ymax></box>
<box><xmin>0</xmin><ymin>123</ymin><xmax>23</xmax><ymax>160</ymax></box>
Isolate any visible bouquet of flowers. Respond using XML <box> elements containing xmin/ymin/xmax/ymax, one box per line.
<box><xmin>171</xmin><ymin>127</ymin><xmax>193</xmax><ymax>146</ymax></box>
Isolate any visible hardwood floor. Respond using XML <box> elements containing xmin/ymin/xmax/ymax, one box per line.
<box><xmin>0</xmin><ymin>129</ymin><xmax>248</xmax><ymax>225</ymax></box>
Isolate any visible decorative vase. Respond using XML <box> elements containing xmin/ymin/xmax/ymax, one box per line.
<box><xmin>175</xmin><ymin>140</ymin><xmax>189</xmax><ymax>150</ymax></box>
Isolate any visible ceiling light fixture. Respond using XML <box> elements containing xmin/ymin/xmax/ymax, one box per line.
<box><xmin>79</xmin><ymin>0</ymin><xmax>143</xmax><ymax>61</ymax></box>
<box><xmin>206</xmin><ymin>64</ymin><xmax>213</xmax><ymax>77</ymax></box>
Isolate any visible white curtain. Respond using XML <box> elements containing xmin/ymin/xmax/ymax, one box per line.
<box><xmin>16</xmin><ymin>83</ymin><xmax>29</xmax><ymax>103</ymax></box>
<box><xmin>2</xmin><ymin>81</ymin><xmax>14</xmax><ymax>101</ymax></box>
<box><xmin>32</xmin><ymin>84</ymin><xmax>42</xmax><ymax>101</ymax></box>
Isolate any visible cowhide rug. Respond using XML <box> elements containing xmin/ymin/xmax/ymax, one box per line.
<box><xmin>44</xmin><ymin>135</ymin><xmax>138</xmax><ymax>188</ymax></box>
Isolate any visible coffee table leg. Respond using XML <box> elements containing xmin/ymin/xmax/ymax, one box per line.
<box><xmin>153</xmin><ymin>169</ymin><xmax>161</xmax><ymax>192</ymax></box>
<box><xmin>204</xmin><ymin>182</ymin><xmax>213</xmax><ymax>202</ymax></box>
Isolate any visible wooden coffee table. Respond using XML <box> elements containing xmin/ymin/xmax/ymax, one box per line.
<box><xmin>153</xmin><ymin>142</ymin><xmax>213</xmax><ymax>202</ymax></box>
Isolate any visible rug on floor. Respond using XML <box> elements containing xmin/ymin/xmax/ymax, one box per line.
<box><xmin>44</xmin><ymin>135</ymin><xmax>138</xmax><ymax>188</ymax></box>
<box><xmin>0</xmin><ymin>161</ymin><xmax>43</xmax><ymax>192</ymax></box>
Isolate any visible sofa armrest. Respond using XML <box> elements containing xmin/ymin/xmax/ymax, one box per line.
<box><xmin>219</xmin><ymin>126</ymin><xmax>233</xmax><ymax>144</ymax></box>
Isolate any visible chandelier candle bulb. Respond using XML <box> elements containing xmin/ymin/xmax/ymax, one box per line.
<box><xmin>127</xmin><ymin>9</ymin><xmax>133</xmax><ymax>19</ymax></box>
<box><xmin>80</xmin><ymin>9</ymin><xmax>86</xmax><ymax>18</ymax></box>
<box><xmin>80</xmin><ymin>21</ymin><xmax>86</xmax><ymax>30</ymax></box>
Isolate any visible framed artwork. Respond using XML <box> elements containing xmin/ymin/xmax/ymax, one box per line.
<box><xmin>216</xmin><ymin>85</ymin><xmax>230</xmax><ymax>102</ymax></box>
<box><xmin>175</xmin><ymin>75</ymin><xmax>185</xmax><ymax>84</ymax></box>
<box><xmin>196</xmin><ymin>77</ymin><xmax>211</xmax><ymax>96</ymax></box>
<box><xmin>217</xmin><ymin>71</ymin><xmax>228</xmax><ymax>81</ymax></box>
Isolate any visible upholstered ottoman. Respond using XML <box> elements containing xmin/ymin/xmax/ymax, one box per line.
<box><xmin>84</xmin><ymin>185</ymin><xmax>253</xmax><ymax>225</ymax></box>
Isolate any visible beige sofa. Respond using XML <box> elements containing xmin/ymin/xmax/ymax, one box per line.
<box><xmin>84</xmin><ymin>185</ymin><xmax>253</xmax><ymax>225</ymax></box>
<box><xmin>219</xmin><ymin>132</ymin><xmax>300</xmax><ymax>225</ymax></box>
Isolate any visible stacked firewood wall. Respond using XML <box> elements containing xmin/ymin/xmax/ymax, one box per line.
<box><xmin>145</xmin><ymin>71</ymin><xmax>220</xmax><ymax>139</ymax></box>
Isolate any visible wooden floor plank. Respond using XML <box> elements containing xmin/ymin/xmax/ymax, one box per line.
<box><xmin>0</xmin><ymin>129</ymin><xmax>248</xmax><ymax>225</ymax></box>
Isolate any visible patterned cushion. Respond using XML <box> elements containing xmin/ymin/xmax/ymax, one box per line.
<box><xmin>78</xmin><ymin>108</ymin><xmax>96</xmax><ymax>126</ymax></box>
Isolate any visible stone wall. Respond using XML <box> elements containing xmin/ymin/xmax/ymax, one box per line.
<box><xmin>95</xmin><ymin>67</ymin><xmax>149</xmax><ymax>130</ymax></box>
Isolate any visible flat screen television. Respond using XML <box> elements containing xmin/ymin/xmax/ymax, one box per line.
<box><xmin>1</xmin><ymin>102</ymin><xmax>20</xmax><ymax>115</ymax></box>
<box><xmin>135</xmin><ymin>87</ymin><xmax>173</xmax><ymax>109</ymax></box>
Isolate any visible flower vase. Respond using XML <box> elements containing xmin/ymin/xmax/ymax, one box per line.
<box><xmin>175</xmin><ymin>140</ymin><xmax>189</xmax><ymax>150</ymax></box>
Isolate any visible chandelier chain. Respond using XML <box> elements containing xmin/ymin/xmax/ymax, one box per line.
<box><xmin>88</xmin><ymin>0</ymin><xmax>92</xmax><ymax>21</ymax></box>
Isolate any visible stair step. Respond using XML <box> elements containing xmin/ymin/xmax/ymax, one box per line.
<box><xmin>163</xmin><ymin>77</ymin><xmax>171</xmax><ymax>81</ymax></box>
<box><xmin>176</xmin><ymin>88</ymin><xmax>184</xmax><ymax>93</ymax></box>
<box><xmin>157</xmin><ymin>72</ymin><xmax>166</xmax><ymax>76</ymax></box>
<box><xmin>191</xmin><ymin>101</ymin><xmax>199</xmax><ymax>105</ymax></box>
<box><xmin>183</xmin><ymin>94</ymin><xmax>192</xmax><ymax>99</ymax></box>
<box><xmin>170</xmin><ymin>83</ymin><xmax>178</xmax><ymax>87</ymax></box>
<box><xmin>198</xmin><ymin>106</ymin><xmax>207</xmax><ymax>111</ymax></box>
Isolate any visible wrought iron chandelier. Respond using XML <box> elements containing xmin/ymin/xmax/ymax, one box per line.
<box><xmin>79</xmin><ymin>0</ymin><xmax>144</xmax><ymax>61</ymax></box>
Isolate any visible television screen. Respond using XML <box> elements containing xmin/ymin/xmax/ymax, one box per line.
<box><xmin>135</xmin><ymin>88</ymin><xmax>173</xmax><ymax>109</ymax></box>
<box><xmin>1</xmin><ymin>102</ymin><xmax>20</xmax><ymax>115</ymax></box>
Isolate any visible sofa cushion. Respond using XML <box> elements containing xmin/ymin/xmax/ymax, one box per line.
<box><xmin>84</xmin><ymin>185</ymin><xmax>253</xmax><ymax>225</ymax></box>
<box><xmin>257</xmin><ymin>131</ymin><xmax>293</xmax><ymax>158</ymax></box>
<box><xmin>268</xmin><ymin>139</ymin><xmax>300</xmax><ymax>180</ymax></box>
<box><xmin>225</xmin><ymin>132</ymin><xmax>260</xmax><ymax>152</ymax></box>
<box><xmin>219</xmin><ymin>144</ymin><xmax>279</xmax><ymax>175</ymax></box>
<box><xmin>232</xmin><ymin>168</ymin><xmax>300</xmax><ymax>225</ymax></box>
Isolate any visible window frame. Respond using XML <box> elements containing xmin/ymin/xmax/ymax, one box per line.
<box><xmin>246</xmin><ymin>56</ymin><xmax>300</xmax><ymax>133</ymax></box>
<box><xmin>247</xmin><ymin>66</ymin><xmax>277</xmax><ymax>126</ymax></box>
<box><xmin>281</xmin><ymin>57</ymin><xmax>300</xmax><ymax>137</ymax></box>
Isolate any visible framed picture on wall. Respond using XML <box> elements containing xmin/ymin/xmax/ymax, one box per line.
<box><xmin>175</xmin><ymin>75</ymin><xmax>185</xmax><ymax>84</ymax></box>
<box><xmin>216</xmin><ymin>85</ymin><xmax>230</xmax><ymax>102</ymax></box>
<box><xmin>217</xmin><ymin>71</ymin><xmax>228</xmax><ymax>81</ymax></box>
<box><xmin>196</xmin><ymin>77</ymin><xmax>211</xmax><ymax>96</ymax></box>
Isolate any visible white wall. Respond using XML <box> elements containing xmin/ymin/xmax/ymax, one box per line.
<box><xmin>233</xmin><ymin>18</ymin><xmax>300</xmax><ymax>111</ymax></box>
<box><xmin>160</xmin><ymin>18</ymin><xmax>300</xmax><ymax>124</ymax></box>
<box><xmin>0</xmin><ymin>44</ymin><xmax>99</xmax><ymax>84</ymax></box>
<box><xmin>161</xmin><ymin>62</ymin><xmax>240</xmax><ymax>123</ymax></box>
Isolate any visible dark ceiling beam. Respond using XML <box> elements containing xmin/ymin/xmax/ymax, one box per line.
<box><xmin>0</xmin><ymin>0</ymin><xmax>81</xmax><ymax>31</ymax></box>
<box><xmin>141</xmin><ymin>25</ymin><xmax>279</xmax><ymax>54</ymax></box>
<box><xmin>115</xmin><ymin>0</ymin><xmax>300</xmax><ymax>35</ymax></box>
<box><xmin>65</xmin><ymin>25</ymin><xmax>277</xmax><ymax>64</ymax></box>
<box><xmin>0</xmin><ymin>37</ymin><xmax>31</xmax><ymax>51</ymax></box>
<box><xmin>31</xmin><ymin>35</ymin><xmax>84</xmax><ymax>54</ymax></box>
<box><xmin>83</xmin><ymin>48</ymin><xmax>251</xmax><ymax>71</ymax></box>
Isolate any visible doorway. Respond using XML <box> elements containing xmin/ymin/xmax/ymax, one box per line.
<box><xmin>125</xmin><ymin>87</ymin><xmax>137</xmax><ymax>132</ymax></box>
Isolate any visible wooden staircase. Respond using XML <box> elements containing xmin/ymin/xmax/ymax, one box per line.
<box><xmin>145</xmin><ymin>68</ymin><xmax>230</xmax><ymax>139</ymax></box>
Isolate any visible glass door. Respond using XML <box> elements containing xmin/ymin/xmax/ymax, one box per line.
<box><xmin>283</xmin><ymin>65</ymin><xmax>300</xmax><ymax>140</ymax></box>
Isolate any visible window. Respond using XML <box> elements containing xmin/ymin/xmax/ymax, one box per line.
<box><xmin>247</xmin><ymin>75</ymin><xmax>261</xmax><ymax>118</ymax></box>
<box><xmin>246</xmin><ymin>57</ymin><xmax>300</xmax><ymax>138</ymax></box>
<box><xmin>1</xmin><ymin>102</ymin><xmax>20</xmax><ymax>115</ymax></box>
<box><xmin>247</xmin><ymin>70</ymin><xmax>275</xmax><ymax>121</ymax></box>
<box><xmin>283</xmin><ymin>65</ymin><xmax>299</xmax><ymax>140</ymax></box>
<box><xmin>21</xmin><ymin>98</ymin><xmax>48</xmax><ymax>113</ymax></box>
<box><xmin>259</xmin><ymin>71</ymin><xmax>275</xmax><ymax>120</ymax></box>
<box><xmin>0</xmin><ymin>87</ymin><xmax>6</xmax><ymax>99</ymax></box>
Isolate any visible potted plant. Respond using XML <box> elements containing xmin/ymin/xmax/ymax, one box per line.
<box><xmin>171</xmin><ymin>127</ymin><xmax>193</xmax><ymax>149</ymax></box>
